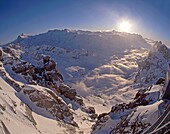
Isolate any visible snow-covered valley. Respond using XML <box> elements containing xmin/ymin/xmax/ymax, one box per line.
<box><xmin>0</xmin><ymin>29</ymin><xmax>169</xmax><ymax>134</ymax></box>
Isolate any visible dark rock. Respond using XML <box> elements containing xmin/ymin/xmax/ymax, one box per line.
<box><xmin>71</xmin><ymin>121</ymin><xmax>79</xmax><ymax>127</ymax></box>
<box><xmin>22</xmin><ymin>86</ymin><xmax>75</xmax><ymax>123</ymax></box>
<box><xmin>64</xmin><ymin>88</ymin><xmax>77</xmax><ymax>100</ymax></box>
<box><xmin>29</xmin><ymin>95</ymin><xmax>39</xmax><ymax>102</ymax></box>
<box><xmin>45</xmin><ymin>72</ymin><xmax>63</xmax><ymax>82</ymax></box>
<box><xmin>59</xmin><ymin>84</ymin><xmax>70</xmax><ymax>94</ymax></box>
<box><xmin>12</xmin><ymin>66</ymin><xmax>27</xmax><ymax>73</ymax></box>
<box><xmin>0</xmin><ymin>49</ymin><xmax>3</xmax><ymax>61</ymax></box>
<box><xmin>32</xmin><ymin>74</ymin><xmax>38</xmax><ymax>80</ymax></box>
<box><xmin>59</xmin><ymin>84</ymin><xmax>77</xmax><ymax>100</ymax></box>
<box><xmin>43</xmin><ymin>56</ymin><xmax>50</xmax><ymax>64</ymax></box>
<box><xmin>36</xmin><ymin>99</ymin><xmax>55</xmax><ymax>109</ymax></box>
<box><xmin>3</xmin><ymin>47</ymin><xmax>12</xmax><ymax>54</ymax></box>
<box><xmin>34</xmin><ymin>67</ymin><xmax>44</xmax><ymax>75</ymax></box>
<box><xmin>156</xmin><ymin>78</ymin><xmax>165</xmax><ymax>85</ymax></box>
<box><xmin>21</xmin><ymin>71</ymin><xmax>27</xmax><ymax>75</ymax></box>
<box><xmin>74</xmin><ymin>96</ymin><xmax>84</xmax><ymax>106</ymax></box>
<box><xmin>27</xmin><ymin>67</ymin><xmax>35</xmax><ymax>76</ymax></box>
<box><xmin>97</xmin><ymin>113</ymin><xmax>108</xmax><ymax>120</ymax></box>
<box><xmin>90</xmin><ymin>113</ymin><xmax>98</xmax><ymax>120</ymax></box>
<box><xmin>44</xmin><ymin>60</ymin><xmax>56</xmax><ymax>71</ymax></box>
<box><xmin>88</xmin><ymin>107</ymin><xmax>95</xmax><ymax>114</ymax></box>
<box><xmin>56</xmin><ymin>72</ymin><xmax>64</xmax><ymax>81</ymax></box>
<box><xmin>23</xmin><ymin>89</ymin><xmax>36</xmax><ymax>94</ymax></box>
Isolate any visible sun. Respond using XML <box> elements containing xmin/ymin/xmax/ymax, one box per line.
<box><xmin>118</xmin><ymin>20</ymin><xmax>131</xmax><ymax>32</ymax></box>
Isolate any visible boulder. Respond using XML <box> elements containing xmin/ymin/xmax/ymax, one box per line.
<box><xmin>59</xmin><ymin>84</ymin><xmax>77</xmax><ymax>100</ymax></box>
<box><xmin>34</xmin><ymin>67</ymin><xmax>44</xmax><ymax>75</ymax></box>
<box><xmin>88</xmin><ymin>107</ymin><xmax>95</xmax><ymax>114</ymax></box>
<box><xmin>43</xmin><ymin>56</ymin><xmax>50</xmax><ymax>64</ymax></box>
<box><xmin>64</xmin><ymin>88</ymin><xmax>77</xmax><ymax>100</ymax></box>
<box><xmin>59</xmin><ymin>84</ymin><xmax>70</xmax><ymax>94</ymax></box>
<box><xmin>74</xmin><ymin>96</ymin><xmax>84</xmax><ymax>106</ymax></box>
<box><xmin>12</xmin><ymin>65</ymin><xmax>27</xmax><ymax>73</ymax></box>
<box><xmin>156</xmin><ymin>78</ymin><xmax>165</xmax><ymax>85</ymax></box>
<box><xmin>97</xmin><ymin>113</ymin><xmax>108</xmax><ymax>120</ymax></box>
<box><xmin>3</xmin><ymin>47</ymin><xmax>12</xmax><ymax>54</ymax></box>
<box><xmin>45</xmin><ymin>72</ymin><xmax>63</xmax><ymax>82</ymax></box>
<box><xmin>44</xmin><ymin>60</ymin><xmax>56</xmax><ymax>71</ymax></box>
<box><xmin>90</xmin><ymin>113</ymin><xmax>98</xmax><ymax>120</ymax></box>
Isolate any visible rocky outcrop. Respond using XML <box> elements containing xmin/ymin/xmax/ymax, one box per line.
<box><xmin>11</xmin><ymin>55</ymin><xmax>83</xmax><ymax>105</ymax></box>
<box><xmin>110</xmin><ymin>111</ymin><xmax>150</xmax><ymax>134</ymax></box>
<box><xmin>44</xmin><ymin>60</ymin><xmax>56</xmax><ymax>71</ymax></box>
<box><xmin>2</xmin><ymin>47</ymin><xmax>83</xmax><ymax>106</ymax></box>
<box><xmin>156</xmin><ymin>77</ymin><xmax>165</xmax><ymax>85</ymax></box>
<box><xmin>59</xmin><ymin>84</ymin><xmax>77</xmax><ymax>100</ymax></box>
<box><xmin>134</xmin><ymin>41</ymin><xmax>170</xmax><ymax>87</ymax></box>
<box><xmin>20</xmin><ymin>85</ymin><xmax>78</xmax><ymax>126</ymax></box>
<box><xmin>11</xmin><ymin>58</ymin><xmax>63</xmax><ymax>84</ymax></box>
<box><xmin>92</xmin><ymin>85</ymin><xmax>160</xmax><ymax>133</ymax></box>
<box><xmin>0</xmin><ymin>49</ymin><xmax>3</xmax><ymax>61</ymax></box>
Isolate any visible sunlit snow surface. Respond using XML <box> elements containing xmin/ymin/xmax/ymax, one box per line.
<box><xmin>1</xmin><ymin>30</ymin><xmax>165</xmax><ymax>134</ymax></box>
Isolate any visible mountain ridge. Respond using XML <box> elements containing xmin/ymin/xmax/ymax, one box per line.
<box><xmin>0</xmin><ymin>29</ymin><xmax>168</xmax><ymax>134</ymax></box>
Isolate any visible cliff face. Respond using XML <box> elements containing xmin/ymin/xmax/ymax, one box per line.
<box><xmin>134</xmin><ymin>41</ymin><xmax>170</xmax><ymax>87</ymax></box>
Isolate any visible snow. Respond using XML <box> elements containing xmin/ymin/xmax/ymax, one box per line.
<box><xmin>0</xmin><ymin>76</ymin><xmax>39</xmax><ymax>134</ymax></box>
<box><xmin>0</xmin><ymin>29</ymin><xmax>167</xmax><ymax>133</ymax></box>
<box><xmin>0</xmin><ymin>66</ymin><xmax>77</xmax><ymax>134</ymax></box>
<box><xmin>133</xmin><ymin>100</ymin><xmax>162</xmax><ymax>124</ymax></box>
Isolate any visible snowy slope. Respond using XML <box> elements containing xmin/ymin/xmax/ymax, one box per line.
<box><xmin>0</xmin><ymin>74</ymin><xmax>80</xmax><ymax>134</ymax></box>
<box><xmin>9</xmin><ymin>29</ymin><xmax>149</xmax><ymax>74</ymax></box>
<box><xmin>91</xmin><ymin>41</ymin><xmax>170</xmax><ymax>134</ymax></box>
<box><xmin>0</xmin><ymin>55</ymin><xmax>96</xmax><ymax>134</ymax></box>
<box><xmin>1</xmin><ymin>29</ymin><xmax>168</xmax><ymax>134</ymax></box>
<box><xmin>5</xmin><ymin>29</ymin><xmax>150</xmax><ymax>93</ymax></box>
<box><xmin>135</xmin><ymin>41</ymin><xmax>170</xmax><ymax>87</ymax></box>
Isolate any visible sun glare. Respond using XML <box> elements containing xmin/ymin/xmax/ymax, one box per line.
<box><xmin>118</xmin><ymin>21</ymin><xmax>131</xmax><ymax>32</ymax></box>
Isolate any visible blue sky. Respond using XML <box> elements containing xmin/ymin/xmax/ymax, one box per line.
<box><xmin>1</xmin><ymin>0</ymin><xmax>170</xmax><ymax>45</ymax></box>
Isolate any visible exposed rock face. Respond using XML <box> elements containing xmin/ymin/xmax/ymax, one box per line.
<box><xmin>109</xmin><ymin>111</ymin><xmax>150</xmax><ymax>134</ymax></box>
<box><xmin>12</xmin><ymin>65</ymin><xmax>25</xmax><ymax>74</ymax></box>
<box><xmin>43</xmin><ymin>55</ymin><xmax>50</xmax><ymax>64</ymax></box>
<box><xmin>134</xmin><ymin>41</ymin><xmax>170</xmax><ymax>87</ymax></box>
<box><xmin>0</xmin><ymin>49</ymin><xmax>3</xmax><ymax>61</ymax></box>
<box><xmin>97</xmin><ymin>113</ymin><xmax>108</xmax><ymax>120</ymax></box>
<box><xmin>88</xmin><ymin>107</ymin><xmax>95</xmax><ymax>114</ymax></box>
<box><xmin>92</xmin><ymin>85</ymin><xmax>160</xmax><ymax>133</ymax></box>
<box><xmin>20</xmin><ymin>85</ymin><xmax>77</xmax><ymax>125</ymax></box>
<box><xmin>59</xmin><ymin>84</ymin><xmax>77</xmax><ymax>100</ymax></box>
<box><xmin>44</xmin><ymin>60</ymin><xmax>56</xmax><ymax>71</ymax></box>
<box><xmin>2</xmin><ymin>46</ymin><xmax>83</xmax><ymax>106</ymax></box>
<box><xmin>156</xmin><ymin>77</ymin><xmax>165</xmax><ymax>85</ymax></box>
<box><xmin>11</xmin><ymin>56</ymin><xmax>82</xmax><ymax>105</ymax></box>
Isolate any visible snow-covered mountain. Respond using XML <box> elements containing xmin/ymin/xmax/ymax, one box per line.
<box><xmin>7</xmin><ymin>29</ymin><xmax>150</xmax><ymax>93</ymax></box>
<box><xmin>91</xmin><ymin>41</ymin><xmax>170</xmax><ymax>134</ymax></box>
<box><xmin>135</xmin><ymin>41</ymin><xmax>170</xmax><ymax>87</ymax></box>
<box><xmin>0</xmin><ymin>29</ymin><xmax>168</xmax><ymax>134</ymax></box>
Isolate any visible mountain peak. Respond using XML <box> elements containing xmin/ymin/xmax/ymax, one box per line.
<box><xmin>17</xmin><ymin>33</ymin><xmax>29</xmax><ymax>40</ymax></box>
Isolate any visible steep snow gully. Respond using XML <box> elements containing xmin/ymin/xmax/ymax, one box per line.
<box><xmin>0</xmin><ymin>29</ymin><xmax>170</xmax><ymax>134</ymax></box>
